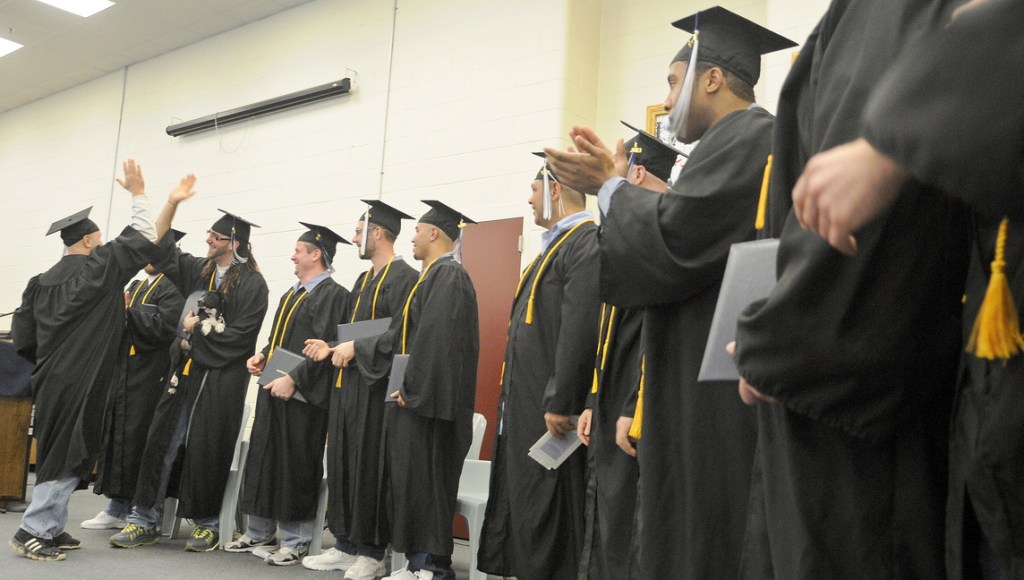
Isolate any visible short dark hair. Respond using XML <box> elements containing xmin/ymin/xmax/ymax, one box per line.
<box><xmin>697</xmin><ymin>61</ymin><xmax>755</xmax><ymax>103</ymax></box>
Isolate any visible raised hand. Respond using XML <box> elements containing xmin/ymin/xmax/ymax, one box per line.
<box><xmin>169</xmin><ymin>174</ymin><xmax>197</xmax><ymax>205</ymax></box>
<box><xmin>116</xmin><ymin>159</ymin><xmax>146</xmax><ymax>196</ymax></box>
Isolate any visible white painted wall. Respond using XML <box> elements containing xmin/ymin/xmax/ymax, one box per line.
<box><xmin>0</xmin><ymin>0</ymin><xmax>833</xmax><ymax>417</ymax></box>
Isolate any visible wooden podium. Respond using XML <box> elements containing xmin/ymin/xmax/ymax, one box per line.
<box><xmin>0</xmin><ymin>396</ymin><xmax>32</xmax><ymax>507</ymax></box>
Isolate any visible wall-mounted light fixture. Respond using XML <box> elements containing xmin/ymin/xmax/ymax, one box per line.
<box><xmin>166</xmin><ymin>77</ymin><xmax>352</xmax><ymax>137</ymax></box>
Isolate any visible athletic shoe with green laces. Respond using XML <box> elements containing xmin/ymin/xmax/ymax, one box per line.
<box><xmin>9</xmin><ymin>528</ymin><xmax>65</xmax><ymax>561</ymax></box>
<box><xmin>184</xmin><ymin>526</ymin><xmax>219</xmax><ymax>552</ymax></box>
<box><xmin>110</xmin><ymin>523</ymin><xmax>160</xmax><ymax>548</ymax></box>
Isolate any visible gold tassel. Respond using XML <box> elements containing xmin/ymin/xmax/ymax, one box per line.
<box><xmin>182</xmin><ymin>358</ymin><xmax>192</xmax><ymax>376</ymax></box>
<box><xmin>967</xmin><ymin>217</ymin><xmax>1024</xmax><ymax>360</ymax></box>
<box><xmin>755</xmin><ymin>154</ymin><xmax>772</xmax><ymax>231</ymax></box>
<box><xmin>129</xmin><ymin>345</ymin><xmax>136</xmax><ymax>356</ymax></box>
<box><xmin>628</xmin><ymin>356</ymin><xmax>645</xmax><ymax>440</ymax></box>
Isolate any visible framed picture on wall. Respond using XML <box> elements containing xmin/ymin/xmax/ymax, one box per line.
<box><xmin>645</xmin><ymin>103</ymin><xmax>674</xmax><ymax>145</ymax></box>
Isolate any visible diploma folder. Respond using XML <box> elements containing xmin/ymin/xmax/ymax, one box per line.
<box><xmin>698</xmin><ymin>238</ymin><xmax>779</xmax><ymax>382</ymax></box>
<box><xmin>337</xmin><ymin>317</ymin><xmax>392</xmax><ymax>343</ymax></box>
<box><xmin>385</xmin><ymin>354</ymin><xmax>410</xmax><ymax>403</ymax></box>
<box><xmin>258</xmin><ymin>347</ymin><xmax>309</xmax><ymax>402</ymax></box>
<box><xmin>177</xmin><ymin>290</ymin><xmax>205</xmax><ymax>338</ymax></box>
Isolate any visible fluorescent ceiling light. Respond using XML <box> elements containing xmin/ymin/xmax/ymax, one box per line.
<box><xmin>33</xmin><ymin>0</ymin><xmax>115</xmax><ymax>18</ymax></box>
<box><xmin>0</xmin><ymin>37</ymin><xmax>24</xmax><ymax>58</ymax></box>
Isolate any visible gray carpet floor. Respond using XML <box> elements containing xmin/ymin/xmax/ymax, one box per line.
<box><xmin>1</xmin><ymin>474</ymin><xmax>498</xmax><ymax>580</ymax></box>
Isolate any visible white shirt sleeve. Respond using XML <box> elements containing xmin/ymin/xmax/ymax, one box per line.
<box><xmin>131</xmin><ymin>194</ymin><xmax>158</xmax><ymax>242</ymax></box>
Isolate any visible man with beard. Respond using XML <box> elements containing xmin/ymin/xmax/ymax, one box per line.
<box><xmin>300</xmin><ymin>200</ymin><xmax>419</xmax><ymax>580</ymax></box>
<box><xmin>544</xmin><ymin>8</ymin><xmax>794</xmax><ymax>578</ymax></box>
<box><xmin>477</xmin><ymin>154</ymin><xmax>600</xmax><ymax>580</ymax></box>
<box><xmin>111</xmin><ymin>165</ymin><xmax>269</xmax><ymax>553</ymax></box>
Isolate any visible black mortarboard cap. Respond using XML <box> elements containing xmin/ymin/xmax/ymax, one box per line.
<box><xmin>620</xmin><ymin>121</ymin><xmax>685</xmax><ymax>182</ymax></box>
<box><xmin>47</xmin><ymin>206</ymin><xmax>100</xmax><ymax>247</ymax></box>
<box><xmin>359</xmin><ymin>199</ymin><xmax>414</xmax><ymax>236</ymax></box>
<box><xmin>211</xmin><ymin>209</ymin><xmax>259</xmax><ymax>243</ymax></box>
<box><xmin>532</xmin><ymin>151</ymin><xmax>560</xmax><ymax>183</ymax></box>
<box><xmin>171</xmin><ymin>229</ymin><xmax>187</xmax><ymax>244</ymax></box>
<box><xmin>671</xmin><ymin>6</ymin><xmax>797</xmax><ymax>87</ymax></box>
<box><xmin>298</xmin><ymin>222</ymin><xmax>350</xmax><ymax>262</ymax></box>
<box><xmin>419</xmin><ymin>200</ymin><xmax>476</xmax><ymax>242</ymax></box>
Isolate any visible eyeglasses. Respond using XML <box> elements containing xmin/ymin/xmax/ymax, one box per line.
<box><xmin>206</xmin><ymin>230</ymin><xmax>231</xmax><ymax>242</ymax></box>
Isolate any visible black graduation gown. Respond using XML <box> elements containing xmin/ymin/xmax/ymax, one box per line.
<box><xmin>11</xmin><ymin>227</ymin><xmax>165</xmax><ymax>483</ymax></box>
<box><xmin>860</xmin><ymin>3</ymin><xmax>1024</xmax><ymax>575</ymax></box>
<box><xmin>133</xmin><ymin>249</ymin><xmax>269</xmax><ymax>518</ymax></box>
<box><xmin>301</xmin><ymin>258</ymin><xmax>418</xmax><ymax>546</ymax></box>
<box><xmin>733</xmin><ymin>2</ymin><xmax>970</xmax><ymax>578</ymax></box>
<box><xmin>95</xmin><ymin>274</ymin><xmax>184</xmax><ymax>500</ymax></box>
<box><xmin>239</xmin><ymin>277</ymin><xmax>348</xmax><ymax>522</ymax></box>
<box><xmin>478</xmin><ymin>221</ymin><xmax>600</xmax><ymax>580</ymax></box>
<box><xmin>382</xmin><ymin>255</ymin><xmax>479</xmax><ymax>557</ymax></box>
<box><xmin>579</xmin><ymin>304</ymin><xmax>642</xmax><ymax>580</ymax></box>
<box><xmin>599</xmin><ymin>107</ymin><xmax>772</xmax><ymax>580</ymax></box>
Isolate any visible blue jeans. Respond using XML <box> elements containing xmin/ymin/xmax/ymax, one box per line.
<box><xmin>245</xmin><ymin>515</ymin><xmax>314</xmax><ymax>549</ymax></box>
<box><xmin>103</xmin><ymin>497</ymin><xmax>131</xmax><ymax>519</ymax></box>
<box><xmin>335</xmin><ymin>536</ymin><xmax>386</xmax><ymax>560</ymax></box>
<box><xmin>408</xmin><ymin>552</ymin><xmax>455</xmax><ymax>579</ymax></box>
<box><xmin>21</xmin><ymin>474</ymin><xmax>79</xmax><ymax>539</ymax></box>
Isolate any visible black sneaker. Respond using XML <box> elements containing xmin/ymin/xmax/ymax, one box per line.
<box><xmin>184</xmin><ymin>526</ymin><xmax>219</xmax><ymax>552</ymax></box>
<box><xmin>51</xmin><ymin>532</ymin><xmax>81</xmax><ymax>550</ymax></box>
<box><xmin>9</xmin><ymin>528</ymin><xmax>65</xmax><ymax>561</ymax></box>
<box><xmin>110</xmin><ymin>523</ymin><xmax>160</xmax><ymax>548</ymax></box>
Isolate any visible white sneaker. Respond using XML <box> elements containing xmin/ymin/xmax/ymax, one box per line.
<box><xmin>382</xmin><ymin>567</ymin><xmax>433</xmax><ymax>580</ymax></box>
<box><xmin>266</xmin><ymin>545</ymin><xmax>308</xmax><ymax>566</ymax></box>
<box><xmin>345</xmin><ymin>555</ymin><xmax>387</xmax><ymax>580</ymax></box>
<box><xmin>252</xmin><ymin>544</ymin><xmax>279</xmax><ymax>560</ymax></box>
<box><xmin>81</xmin><ymin>511</ymin><xmax>126</xmax><ymax>530</ymax></box>
<box><xmin>303</xmin><ymin>547</ymin><xmax>359</xmax><ymax>571</ymax></box>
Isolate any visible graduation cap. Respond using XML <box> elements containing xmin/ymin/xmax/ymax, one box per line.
<box><xmin>211</xmin><ymin>209</ymin><xmax>259</xmax><ymax>264</ymax></box>
<box><xmin>419</xmin><ymin>200</ymin><xmax>476</xmax><ymax>242</ymax></box>
<box><xmin>211</xmin><ymin>209</ymin><xmax>259</xmax><ymax>243</ymax></box>
<box><xmin>532</xmin><ymin>152</ymin><xmax>556</xmax><ymax>221</ymax></box>
<box><xmin>47</xmin><ymin>207</ymin><xmax>101</xmax><ymax>247</ymax></box>
<box><xmin>298</xmin><ymin>222</ymin><xmax>350</xmax><ymax>271</ymax></box>
<box><xmin>620</xmin><ymin>120</ymin><xmax>686</xmax><ymax>182</ymax></box>
<box><xmin>171</xmin><ymin>228</ymin><xmax>187</xmax><ymax>244</ymax></box>
<box><xmin>358</xmin><ymin>199</ymin><xmax>414</xmax><ymax>236</ymax></box>
<box><xmin>671</xmin><ymin>6</ymin><xmax>797</xmax><ymax>87</ymax></box>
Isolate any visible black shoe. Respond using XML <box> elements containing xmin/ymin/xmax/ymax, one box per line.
<box><xmin>184</xmin><ymin>526</ymin><xmax>219</xmax><ymax>552</ymax></box>
<box><xmin>51</xmin><ymin>532</ymin><xmax>81</xmax><ymax>550</ymax></box>
<box><xmin>109</xmin><ymin>523</ymin><xmax>160</xmax><ymax>548</ymax></box>
<box><xmin>9</xmin><ymin>528</ymin><xmax>65</xmax><ymax>561</ymax></box>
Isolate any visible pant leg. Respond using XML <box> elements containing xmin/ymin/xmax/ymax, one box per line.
<box><xmin>105</xmin><ymin>497</ymin><xmax>131</xmax><ymax>519</ymax></box>
<box><xmin>193</xmin><ymin>516</ymin><xmax>219</xmax><ymax>533</ymax></box>
<box><xmin>408</xmin><ymin>552</ymin><xmax>455</xmax><ymax>579</ymax></box>
<box><xmin>244</xmin><ymin>515</ymin><xmax>277</xmax><ymax>543</ymax></box>
<box><xmin>21</xmin><ymin>475</ymin><xmax>79</xmax><ymax>538</ymax></box>
<box><xmin>278</xmin><ymin>519</ymin><xmax>314</xmax><ymax>548</ymax></box>
<box><xmin>127</xmin><ymin>406</ymin><xmax>190</xmax><ymax>528</ymax></box>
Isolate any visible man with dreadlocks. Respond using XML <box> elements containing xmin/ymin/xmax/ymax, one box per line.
<box><xmin>221</xmin><ymin>223</ymin><xmax>351</xmax><ymax>565</ymax></box>
<box><xmin>110</xmin><ymin>166</ymin><xmax>269</xmax><ymax>553</ymax></box>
